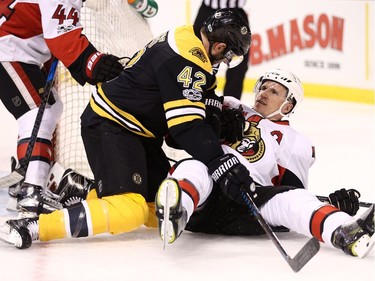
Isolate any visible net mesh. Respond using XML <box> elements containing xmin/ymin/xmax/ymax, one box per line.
<box><xmin>54</xmin><ymin>1</ymin><xmax>154</xmax><ymax>178</ymax></box>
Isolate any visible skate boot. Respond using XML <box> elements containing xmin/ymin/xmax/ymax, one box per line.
<box><xmin>155</xmin><ymin>178</ymin><xmax>187</xmax><ymax>245</ymax></box>
<box><xmin>331</xmin><ymin>204</ymin><xmax>374</xmax><ymax>258</ymax></box>
<box><xmin>0</xmin><ymin>217</ymin><xmax>39</xmax><ymax>249</ymax></box>
<box><xmin>54</xmin><ymin>169</ymin><xmax>95</xmax><ymax>207</ymax></box>
<box><xmin>17</xmin><ymin>183</ymin><xmax>63</xmax><ymax>215</ymax></box>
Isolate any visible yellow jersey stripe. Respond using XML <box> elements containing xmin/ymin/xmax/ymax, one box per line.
<box><xmin>164</xmin><ymin>99</ymin><xmax>205</xmax><ymax>128</ymax></box>
<box><xmin>167</xmin><ymin>114</ymin><xmax>203</xmax><ymax>128</ymax></box>
<box><xmin>90</xmin><ymin>87</ymin><xmax>155</xmax><ymax>138</ymax></box>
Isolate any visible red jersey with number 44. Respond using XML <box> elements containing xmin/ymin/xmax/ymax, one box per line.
<box><xmin>0</xmin><ymin>0</ymin><xmax>89</xmax><ymax>67</ymax></box>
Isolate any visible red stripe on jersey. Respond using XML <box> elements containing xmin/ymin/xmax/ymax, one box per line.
<box><xmin>0</xmin><ymin>3</ymin><xmax>42</xmax><ymax>39</ymax></box>
<box><xmin>248</xmin><ymin>115</ymin><xmax>263</xmax><ymax>123</ymax></box>
<box><xmin>273</xmin><ymin>120</ymin><xmax>290</xmax><ymax>125</ymax></box>
<box><xmin>179</xmin><ymin>179</ymin><xmax>200</xmax><ymax>210</ymax></box>
<box><xmin>46</xmin><ymin>29</ymin><xmax>90</xmax><ymax>67</ymax></box>
<box><xmin>10</xmin><ymin>62</ymin><xmax>41</xmax><ymax>105</ymax></box>
<box><xmin>271</xmin><ymin>165</ymin><xmax>286</xmax><ymax>185</ymax></box>
<box><xmin>17</xmin><ymin>140</ymin><xmax>53</xmax><ymax>162</ymax></box>
<box><xmin>310</xmin><ymin>205</ymin><xmax>340</xmax><ymax>242</ymax></box>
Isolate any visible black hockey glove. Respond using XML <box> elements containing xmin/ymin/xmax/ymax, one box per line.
<box><xmin>208</xmin><ymin>153</ymin><xmax>254</xmax><ymax>205</ymax></box>
<box><xmin>221</xmin><ymin>106</ymin><xmax>245</xmax><ymax>144</ymax></box>
<box><xmin>205</xmin><ymin>91</ymin><xmax>223</xmax><ymax>138</ymax></box>
<box><xmin>328</xmin><ymin>188</ymin><xmax>360</xmax><ymax>216</ymax></box>
<box><xmin>85</xmin><ymin>52</ymin><xmax>123</xmax><ymax>84</ymax></box>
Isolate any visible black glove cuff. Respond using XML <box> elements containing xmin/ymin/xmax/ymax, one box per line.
<box><xmin>208</xmin><ymin>153</ymin><xmax>240</xmax><ymax>183</ymax></box>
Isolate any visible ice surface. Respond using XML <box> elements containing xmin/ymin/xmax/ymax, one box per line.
<box><xmin>0</xmin><ymin>96</ymin><xmax>374</xmax><ymax>281</ymax></box>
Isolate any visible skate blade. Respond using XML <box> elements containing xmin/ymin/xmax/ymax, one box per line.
<box><xmin>157</xmin><ymin>180</ymin><xmax>179</xmax><ymax>248</ymax></box>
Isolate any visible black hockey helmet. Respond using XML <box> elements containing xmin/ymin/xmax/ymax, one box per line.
<box><xmin>203</xmin><ymin>8</ymin><xmax>251</xmax><ymax>57</ymax></box>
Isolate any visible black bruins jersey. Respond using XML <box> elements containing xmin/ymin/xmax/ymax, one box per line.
<box><xmin>81</xmin><ymin>25</ymin><xmax>224</xmax><ymax>164</ymax></box>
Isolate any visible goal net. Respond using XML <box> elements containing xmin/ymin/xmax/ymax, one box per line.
<box><xmin>54</xmin><ymin>1</ymin><xmax>154</xmax><ymax>179</ymax></box>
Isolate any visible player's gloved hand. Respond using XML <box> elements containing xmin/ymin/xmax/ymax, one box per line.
<box><xmin>85</xmin><ymin>52</ymin><xmax>123</xmax><ymax>84</ymax></box>
<box><xmin>205</xmin><ymin>91</ymin><xmax>223</xmax><ymax>138</ymax></box>
<box><xmin>208</xmin><ymin>153</ymin><xmax>254</xmax><ymax>205</ymax></box>
<box><xmin>328</xmin><ymin>188</ymin><xmax>360</xmax><ymax>216</ymax></box>
<box><xmin>221</xmin><ymin>106</ymin><xmax>245</xmax><ymax>144</ymax></box>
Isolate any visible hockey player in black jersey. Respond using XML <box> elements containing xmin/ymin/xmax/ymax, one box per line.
<box><xmin>0</xmin><ymin>8</ymin><xmax>252</xmax><ymax>249</ymax></box>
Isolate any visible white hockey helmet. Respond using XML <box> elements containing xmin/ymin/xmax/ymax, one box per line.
<box><xmin>253</xmin><ymin>68</ymin><xmax>304</xmax><ymax>117</ymax></box>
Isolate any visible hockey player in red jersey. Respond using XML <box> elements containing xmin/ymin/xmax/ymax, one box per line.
<box><xmin>155</xmin><ymin>68</ymin><xmax>374</xmax><ymax>258</ymax></box>
<box><xmin>0</xmin><ymin>8</ymin><xmax>254</xmax><ymax>249</ymax></box>
<box><xmin>0</xmin><ymin>1</ymin><xmax>123</xmax><ymax>212</ymax></box>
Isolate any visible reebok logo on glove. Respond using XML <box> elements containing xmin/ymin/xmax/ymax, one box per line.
<box><xmin>211</xmin><ymin>155</ymin><xmax>239</xmax><ymax>182</ymax></box>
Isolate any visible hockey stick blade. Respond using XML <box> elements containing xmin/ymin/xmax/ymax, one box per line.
<box><xmin>241</xmin><ymin>188</ymin><xmax>319</xmax><ymax>272</ymax></box>
<box><xmin>0</xmin><ymin>170</ymin><xmax>24</xmax><ymax>189</ymax></box>
<box><xmin>286</xmin><ymin>237</ymin><xmax>320</xmax><ymax>272</ymax></box>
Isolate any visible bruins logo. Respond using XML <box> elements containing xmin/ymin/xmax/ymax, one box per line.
<box><xmin>132</xmin><ymin>173</ymin><xmax>142</xmax><ymax>185</ymax></box>
<box><xmin>231</xmin><ymin>121</ymin><xmax>265</xmax><ymax>162</ymax></box>
<box><xmin>189</xmin><ymin>47</ymin><xmax>208</xmax><ymax>63</ymax></box>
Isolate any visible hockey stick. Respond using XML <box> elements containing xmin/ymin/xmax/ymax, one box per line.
<box><xmin>316</xmin><ymin>195</ymin><xmax>373</xmax><ymax>208</ymax></box>
<box><xmin>240</xmin><ymin>188</ymin><xmax>320</xmax><ymax>272</ymax></box>
<box><xmin>0</xmin><ymin>58</ymin><xmax>59</xmax><ymax>188</ymax></box>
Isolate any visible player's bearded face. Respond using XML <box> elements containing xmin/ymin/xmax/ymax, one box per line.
<box><xmin>253</xmin><ymin>81</ymin><xmax>288</xmax><ymax>117</ymax></box>
<box><xmin>210</xmin><ymin>50</ymin><xmax>226</xmax><ymax>65</ymax></box>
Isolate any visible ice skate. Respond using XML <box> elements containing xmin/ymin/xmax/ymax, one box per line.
<box><xmin>155</xmin><ymin>178</ymin><xmax>187</xmax><ymax>246</ymax></box>
<box><xmin>54</xmin><ymin>169</ymin><xmax>95</xmax><ymax>207</ymax></box>
<box><xmin>332</xmin><ymin>204</ymin><xmax>374</xmax><ymax>258</ymax></box>
<box><xmin>0</xmin><ymin>217</ymin><xmax>39</xmax><ymax>249</ymax></box>
<box><xmin>17</xmin><ymin>183</ymin><xmax>63</xmax><ymax>215</ymax></box>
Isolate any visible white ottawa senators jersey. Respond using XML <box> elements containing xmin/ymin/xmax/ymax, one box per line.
<box><xmin>0</xmin><ymin>0</ymin><xmax>88</xmax><ymax>67</ymax></box>
<box><xmin>223</xmin><ymin>105</ymin><xmax>316</xmax><ymax>188</ymax></box>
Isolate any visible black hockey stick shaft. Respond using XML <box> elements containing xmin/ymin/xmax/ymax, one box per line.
<box><xmin>0</xmin><ymin>58</ymin><xmax>59</xmax><ymax>188</ymax></box>
<box><xmin>241</xmin><ymin>188</ymin><xmax>319</xmax><ymax>272</ymax></box>
<box><xmin>316</xmin><ymin>195</ymin><xmax>372</xmax><ymax>208</ymax></box>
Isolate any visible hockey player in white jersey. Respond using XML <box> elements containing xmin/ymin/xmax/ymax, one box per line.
<box><xmin>0</xmin><ymin>0</ymin><xmax>123</xmax><ymax>213</ymax></box>
<box><xmin>155</xmin><ymin>68</ymin><xmax>374</xmax><ymax>258</ymax></box>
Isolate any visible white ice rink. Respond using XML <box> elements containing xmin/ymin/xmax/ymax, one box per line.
<box><xmin>0</xmin><ymin>95</ymin><xmax>374</xmax><ymax>281</ymax></box>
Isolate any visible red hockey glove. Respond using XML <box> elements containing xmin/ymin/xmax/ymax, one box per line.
<box><xmin>85</xmin><ymin>52</ymin><xmax>123</xmax><ymax>84</ymax></box>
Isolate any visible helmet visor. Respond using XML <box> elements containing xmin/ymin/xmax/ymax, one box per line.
<box><xmin>223</xmin><ymin>50</ymin><xmax>244</xmax><ymax>68</ymax></box>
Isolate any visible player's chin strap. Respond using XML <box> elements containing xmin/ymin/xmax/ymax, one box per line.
<box><xmin>264</xmin><ymin>98</ymin><xmax>294</xmax><ymax>119</ymax></box>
